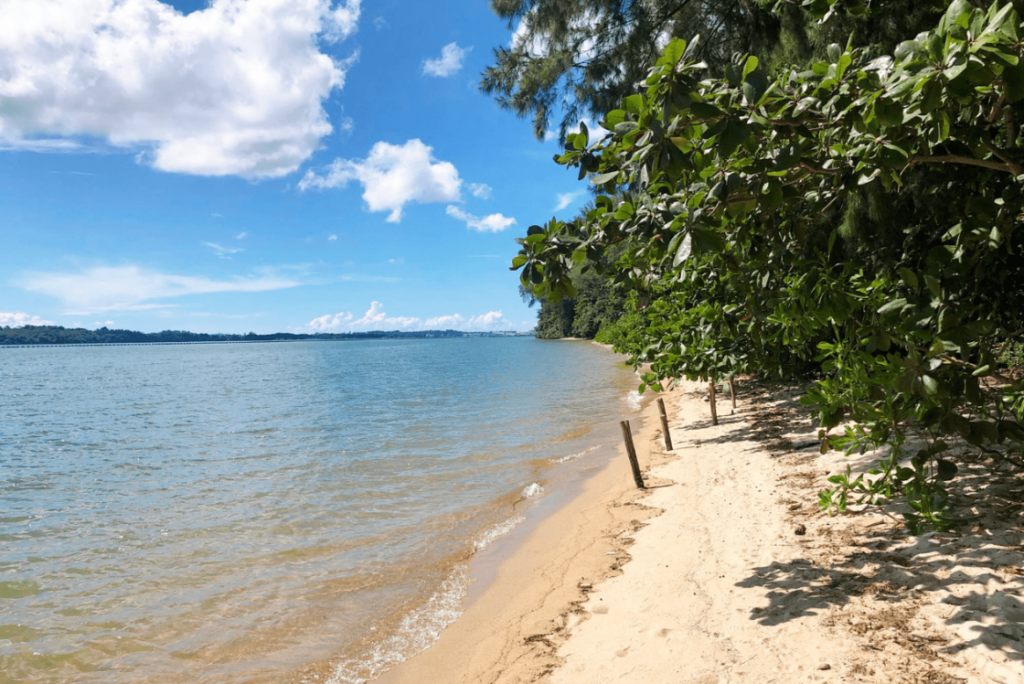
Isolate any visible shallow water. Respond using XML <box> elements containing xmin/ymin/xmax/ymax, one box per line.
<box><xmin>0</xmin><ymin>338</ymin><xmax>640</xmax><ymax>683</ymax></box>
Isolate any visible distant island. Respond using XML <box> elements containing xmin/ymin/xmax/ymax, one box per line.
<box><xmin>0</xmin><ymin>325</ymin><xmax>534</xmax><ymax>347</ymax></box>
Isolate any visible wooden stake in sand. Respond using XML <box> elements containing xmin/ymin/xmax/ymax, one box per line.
<box><xmin>619</xmin><ymin>420</ymin><xmax>646</xmax><ymax>489</ymax></box>
<box><xmin>709</xmin><ymin>380</ymin><xmax>719</xmax><ymax>425</ymax></box>
<box><xmin>657</xmin><ymin>398</ymin><xmax>673</xmax><ymax>451</ymax></box>
<box><xmin>728</xmin><ymin>376</ymin><xmax>737</xmax><ymax>410</ymax></box>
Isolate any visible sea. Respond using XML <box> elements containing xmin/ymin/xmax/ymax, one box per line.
<box><xmin>0</xmin><ymin>337</ymin><xmax>642</xmax><ymax>683</ymax></box>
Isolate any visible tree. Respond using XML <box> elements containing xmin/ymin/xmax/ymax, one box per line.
<box><xmin>482</xmin><ymin>0</ymin><xmax>958</xmax><ymax>141</ymax></box>
<box><xmin>511</xmin><ymin>0</ymin><xmax>1024</xmax><ymax>530</ymax></box>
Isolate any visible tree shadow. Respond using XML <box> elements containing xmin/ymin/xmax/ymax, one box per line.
<box><xmin>708</xmin><ymin>376</ymin><xmax>1024</xmax><ymax>671</ymax></box>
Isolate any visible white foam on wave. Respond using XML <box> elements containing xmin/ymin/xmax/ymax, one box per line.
<box><xmin>324</xmin><ymin>484</ymin><xmax>548</xmax><ymax>683</ymax></box>
<box><xmin>326</xmin><ymin>565</ymin><xmax>470</xmax><ymax>684</ymax></box>
<box><xmin>472</xmin><ymin>514</ymin><xmax>525</xmax><ymax>552</ymax></box>
<box><xmin>625</xmin><ymin>390</ymin><xmax>642</xmax><ymax>411</ymax></box>
<box><xmin>520</xmin><ymin>482</ymin><xmax>544</xmax><ymax>499</ymax></box>
<box><xmin>554</xmin><ymin>445</ymin><xmax>599</xmax><ymax>464</ymax></box>
<box><xmin>326</xmin><ymin>506</ymin><xmax>534</xmax><ymax>684</ymax></box>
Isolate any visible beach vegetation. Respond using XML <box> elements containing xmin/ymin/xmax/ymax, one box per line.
<box><xmin>508</xmin><ymin>0</ymin><xmax>1024</xmax><ymax>531</ymax></box>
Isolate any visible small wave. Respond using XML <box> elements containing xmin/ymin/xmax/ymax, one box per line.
<box><xmin>520</xmin><ymin>482</ymin><xmax>543</xmax><ymax>499</ymax></box>
<box><xmin>625</xmin><ymin>390</ymin><xmax>642</xmax><ymax>411</ymax></box>
<box><xmin>554</xmin><ymin>445</ymin><xmax>599</xmax><ymax>464</ymax></box>
<box><xmin>472</xmin><ymin>515</ymin><xmax>525</xmax><ymax>552</ymax></box>
<box><xmin>326</xmin><ymin>565</ymin><xmax>470</xmax><ymax>684</ymax></box>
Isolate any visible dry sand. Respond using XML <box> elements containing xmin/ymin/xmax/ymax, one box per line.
<box><xmin>371</xmin><ymin>379</ymin><xmax>1023</xmax><ymax>684</ymax></box>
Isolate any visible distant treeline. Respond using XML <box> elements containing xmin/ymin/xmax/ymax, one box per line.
<box><xmin>1</xmin><ymin>326</ymin><xmax>528</xmax><ymax>346</ymax></box>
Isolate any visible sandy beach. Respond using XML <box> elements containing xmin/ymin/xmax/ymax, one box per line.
<box><xmin>369</xmin><ymin>379</ymin><xmax>1024</xmax><ymax>684</ymax></box>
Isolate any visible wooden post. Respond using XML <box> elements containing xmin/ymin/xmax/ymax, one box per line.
<box><xmin>728</xmin><ymin>376</ymin><xmax>737</xmax><ymax>409</ymax></box>
<box><xmin>709</xmin><ymin>380</ymin><xmax>718</xmax><ymax>425</ymax></box>
<box><xmin>619</xmin><ymin>420</ymin><xmax>646</xmax><ymax>489</ymax></box>
<box><xmin>657</xmin><ymin>398</ymin><xmax>673</xmax><ymax>451</ymax></box>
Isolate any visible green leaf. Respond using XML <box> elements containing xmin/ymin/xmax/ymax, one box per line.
<box><xmin>717</xmin><ymin>120</ymin><xmax>751</xmax><ymax>158</ymax></box>
<box><xmin>689</xmin><ymin>102</ymin><xmax>723</xmax><ymax>119</ymax></box>
<box><xmin>691</xmin><ymin>228</ymin><xmax>726</xmax><ymax>254</ymax></box>
<box><xmin>936</xmin><ymin>459</ymin><xmax>958</xmax><ymax>481</ymax></box>
<box><xmin>673</xmin><ymin>233</ymin><xmax>692</xmax><ymax>266</ymax></box>
<box><xmin>899</xmin><ymin>268</ymin><xmax>919</xmax><ymax>291</ymax></box>
<box><xmin>894</xmin><ymin>40</ymin><xmax>924</xmax><ymax>62</ymax></box>
<box><xmin>742</xmin><ymin>55</ymin><xmax>759</xmax><ymax>79</ymax></box>
<box><xmin>603</xmin><ymin>109</ymin><xmax>627</xmax><ymax>128</ymax></box>
<box><xmin>660</xmin><ymin>38</ymin><xmax>687</xmax><ymax>66</ymax></box>
<box><xmin>874</xmin><ymin>98</ymin><xmax>904</xmax><ymax>127</ymax></box>
<box><xmin>878</xmin><ymin>298</ymin><xmax>907</xmax><ymax>315</ymax></box>
<box><xmin>624</xmin><ymin>94</ymin><xmax>644</xmax><ymax>116</ymax></box>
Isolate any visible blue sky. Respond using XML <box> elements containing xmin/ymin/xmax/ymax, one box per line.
<box><xmin>0</xmin><ymin>0</ymin><xmax>594</xmax><ymax>333</ymax></box>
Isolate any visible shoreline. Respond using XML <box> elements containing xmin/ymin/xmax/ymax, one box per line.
<box><xmin>369</xmin><ymin>384</ymin><xmax>666</xmax><ymax>684</ymax></box>
<box><xmin>363</xmin><ymin>378</ymin><xmax>1024</xmax><ymax>684</ymax></box>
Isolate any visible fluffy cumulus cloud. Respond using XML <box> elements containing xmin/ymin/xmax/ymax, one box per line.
<box><xmin>446</xmin><ymin>205</ymin><xmax>516</xmax><ymax>233</ymax></box>
<box><xmin>0</xmin><ymin>311</ymin><xmax>55</xmax><ymax>327</ymax></box>
<box><xmin>468</xmin><ymin>182</ymin><xmax>493</xmax><ymax>199</ymax></box>
<box><xmin>19</xmin><ymin>265</ymin><xmax>299</xmax><ymax>314</ymax></box>
<box><xmin>308</xmin><ymin>301</ymin><xmax>513</xmax><ymax>332</ymax></box>
<box><xmin>422</xmin><ymin>42</ymin><xmax>469</xmax><ymax>77</ymax></box>
<box><xmin>299</xmin><ymin>139</ymin><xmax>462</xmax><ymax>222</ymax></box>
<box><xmin>0</xmin><ymin>0</ymin><xmax>361</xmax><ymax>178</ymax></box>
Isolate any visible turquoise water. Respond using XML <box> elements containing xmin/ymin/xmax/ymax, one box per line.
<box><xmin>0</xmin><ymin>338</ymin><xmax>640</xmax><ymax>683</ymax></box>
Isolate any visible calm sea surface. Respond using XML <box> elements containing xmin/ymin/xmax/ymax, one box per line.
<box><xmin>0</xmin><ymin>338</ymin><xmax>640</xmax><ymax>683</ymax></box>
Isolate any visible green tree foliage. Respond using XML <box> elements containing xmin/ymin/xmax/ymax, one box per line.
<box><xmin>528</xmin><ymin>259</ymin><xmax>628</xmax><ymax>338</ymax></box>
<box><xmin>483</xmin><ymin>0</ymin><xmax>962</xmax><ymax>140</ymax></box>
<box><xmin>511</xmin><ymin>0</ymin><xmax>1024</xmax><ymax>530</ymax></box>
<box><xmin>484</xmin><ymin>0</ymin><xmax>784</xmax><ymax>139</ymax></box>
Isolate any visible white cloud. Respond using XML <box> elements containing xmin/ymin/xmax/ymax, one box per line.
<box><xmin>326</xmin><ymin>0</ymin><xmax>361</xmax><ymax>42</ymax></box>
<box><xmin>0</xmin><ymin>311</ymin><xmax>55</xmax><ymax>327</ymax></box>
<box><xmin>204</xmin><ymin>241</ymin><xmax>244</xmax><ymax>258</ymax></box>
<box><xmin>19</xmin><ymin>265</ymin><xmax>299</xmax><ymax>315</ymax></box>
<box><xmin>299</xmin><ymin>139</ymin><xmax>462</xmax><ymax>222</ymax></box>
<box><xmin>468</xmin><ymin>182</ymin><xmax>493</xmax><ymax>199</ymax></box>
<box><xmin>555</xmin><ymin>190</ymin><xmax>585</xmax><ymax>211</ymax></box>
<box><xmin>306</xmin><ymin>301</ymin><xmax>513</xmax><ymax>332</ymax></box>
<box><xmin>423</xmin><ymin>42</ymin><xmax>469</xmax><ymax>77</ymax></box>
<box><xmin>235</xmin><ymin>231</ymin><xmax>247</xmax><ymax>239</ymax></box>
<box><xmin>0</xmin><ymin>0</ymin><xmax>361</xmax><ymax>178</ymax></box>
<box><xmin>93</xmin><ymin>320</ymin><xmax>115</xmax><ymax>327</ymax></box>
<box><xmin>328</xmin><ymin>234</ymin><xmax>338</xmax><ymax>241</ymax></box>
<box><xmin>467</xmin><ymin>311</ymin><xmax>509</xmax><ymax>329</ymax></box>
<box><xmin>446</xmin><ymin>205</ymin><xmax>516</xmax><ymax>233</ymax></box>
<box><xmin>308</xmin><ymin>311</ymin><xmax>353</xmax><ymax>330</ymax></box>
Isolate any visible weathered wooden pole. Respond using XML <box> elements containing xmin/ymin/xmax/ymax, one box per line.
<box><xmin>709</xmin><ymin>380</ymin><xmax>719</xmax><ymax>425</ymax></box>
<box><xmin>728</xmin><ymin>376</ymin><xmax>737</xmax><ymax>410</ymax></box>
<box><xmin>657</xmin><ymin>398</ymin><xmax>673</xmax><ymax>451</ymax></box>
<box><xmin>619</xmin><ymin>420</ymin><xmax>646</xmax><ymax>489</ymax></box>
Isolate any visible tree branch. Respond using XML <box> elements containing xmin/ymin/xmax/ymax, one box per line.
<box><xmin>984</xmin><ymin>141</ymin><xmax>1024</xmax><ymax>176</ymax></box>
<box><xmin>907</xmin><ymin>154</ymin><xmax>1013</xmax><ymax>174</ymax></box>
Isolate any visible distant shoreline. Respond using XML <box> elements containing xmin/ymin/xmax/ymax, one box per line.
<box><xmin>0</xmin><ymin>326</ymin><xmax>535</xmax><ymax>347</ymax></box>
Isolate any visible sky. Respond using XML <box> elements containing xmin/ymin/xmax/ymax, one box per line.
<box><xmin>0</xmin><ymin>0</ymin><xmax>596</xmax><ymax>334</ymax></box>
